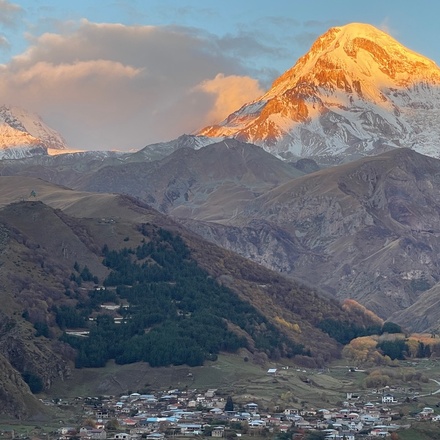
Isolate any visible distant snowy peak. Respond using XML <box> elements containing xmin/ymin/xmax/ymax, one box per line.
<box><xmin>270</xmin><ymin>23</ymin><xmax>440</xmax><ymax>95</ymax></box>
<box><xmin>198</xmin><ymin>23</ymin><xmax>440</xmax><ymax>161</ymax></box>
<box><xmin>0</xmin><ymin>105</ymin><xmax>69</xmax><ymax>159</ymax></box>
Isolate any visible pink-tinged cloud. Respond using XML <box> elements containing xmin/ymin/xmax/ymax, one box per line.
<box><xmin>195</xmin><ymin>73</ymin><xmax>264</xmax><ymax>125</ymax></box>
<box><xmin>0</xmin><ymin>20</ymin><xmax>265</xmax><ymax>150</ymax></box>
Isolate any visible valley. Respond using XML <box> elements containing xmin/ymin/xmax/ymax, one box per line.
<box><xmin>3</xmin><ymin>355</ymin><xmax>440</xmax><ymax>439</ymax></box>
<box><xmin>1</xmin><ymin>176</ymin><xmax>440</xmax><ymax>439</ymax></box>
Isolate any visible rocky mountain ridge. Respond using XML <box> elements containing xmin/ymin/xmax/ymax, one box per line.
<box><xmin>79</xmin><ymin>138</ymin><xmax>305</xmax><ymax>221</ymax></box>
<box><xmin>0</xmin><ymin>139</ymin><xmax>305</xmax><ymax>222</ymax></box>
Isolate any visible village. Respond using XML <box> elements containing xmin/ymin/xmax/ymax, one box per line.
<box><xmin>24</xmin><ymin>370</ymin><xmax>440</xmax><ymax>440</ymax></box>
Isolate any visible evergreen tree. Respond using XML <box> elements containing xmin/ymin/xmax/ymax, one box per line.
<box><xmin>381</xmin><ymin>322</ymin><xmax>402</xmax><ymax>334</ymax></box>
<box><xmin>225</xmin><ymin>396</ymin><xmax>234</xmax><ymax>412</ymax></box>
<box><xmin>22</xmin><ymin>372</ymin><xmax>44</xmax><ymax>393</ymax></box>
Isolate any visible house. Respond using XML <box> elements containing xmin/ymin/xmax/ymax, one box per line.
<box><xmin>113</xmin><ymin>433</ymin><xmax>131</xmax><ymax>440</ymax></box>
<box><xmin>418</xmin><ymin>407</ymin><xmax>434</xmax><ymax>420</ymax></box>
<box><xmin>361</xmin><ymin>415</ymin><xmax>378</xmax><ymax>425</ymax></box>
<box><xmin>339</xmin><ymin>432</ymin><xmax>356</xmax><ymax>440</ymax></box>
<box><xmin>294</xmin><ymin>421</ymin><xmax>312</xmax><ymax>429</ymax></box>
<box><xmin>211</xmin><ymin>426</ymin><xmax>225</xmax><ymax>437</ymax></box>
<box><xmin>369</xmin><ymin>428</ymin><xmax>390</xmax><ymax>437</ymax></box>
<box><xmin>205</xmin><ymin>389</ymin><xmax>217</xmax><ymax>398</ymax></box>
<box><xmin>101</xmin><ymin>303</ymin><xmax>120</xmax><ymax>311</ymax></box>
<box><xmin>145</xmin><ymin>434</ymin><xmax>165</xmax><ymax>440</ymax></box>
<box><xmin>279</xmin><ymin>424</ymin><xmax>291</xmax><ymax>433</ymax></box>
<box><xmin>381</xmin><ymin>394</ymin><xmax>397</xmax><ymax>404</ymax></box>
<box><xmin>177</xmin><ymin>423</ymin><xmax>203</xmax><ymax>435</ymax></box>
<box><xmin>95</xmin><ymin>410</ymin><xmax>109</xmax><ymax>419</ymax></box>
<box><xmin>59</xmin><ymin>427</ymin><xmax>77</xmax><ymax>436</ymax></box>
<box><xmin>248</xmin><ymin>420</ymin><xmax>266</xmax><ymax>428</ymax></box>
<box><xmin>84</xmin><ymin>429</ymin><xmax>107</xmax><ymax>439</ymax></box>
<box><xmin>363</xmin><ymin>402</ymin><xmax>376</xmax><ymax>412</ymax></box>
<box><xmin>244</xmin><ymin>403</ymin><xmax>259</xmax><ymax>413</ymax></box>
<box><xmin>322</xmin><ymin>428</ymin><xmax>338</xmax><ymax>438</ymax></box>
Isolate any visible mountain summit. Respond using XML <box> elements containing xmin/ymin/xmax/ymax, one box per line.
<box><xmin>199</xmin><ymin>23</ymin><xmax>440</xmax><ymax>162</ymax></box>
<box><xmin>0</xmin><ymin>106</ymin><xmax>68</xmax><ymax>159</ymax></box>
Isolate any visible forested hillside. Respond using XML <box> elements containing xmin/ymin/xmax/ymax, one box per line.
<box><xmin>61</xmin><ymin>225</ymin><xmax>308</xmax><ymax>368</ymax></box>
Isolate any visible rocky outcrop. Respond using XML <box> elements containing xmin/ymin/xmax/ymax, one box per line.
<box><xmin>0</xmin><ymin>304</ymin><xmax>71</xmax><ymax>418</ymax></box>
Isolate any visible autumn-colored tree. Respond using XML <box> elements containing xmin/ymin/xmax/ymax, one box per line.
<box><xmin>342</xmin><ymin>299</ymin><xmax>383</xmax><ymax>326</ymax></box>
<box><xmin>364</xmin><ymin>370</ymin><xmax>391</xmax><ymax>388</ymax></box>
<box><xmin>405</xmin><ymin>338</ymin><xmax>419</xmax><ymax>358</ymax></box>
<box><xmin>82</xmin><ymin>418</ymin><xmax>96</xmax><ymax>428</ymax></box>
<box><xmin>342</xmin><ymin>335</ymin><xmax>386</xmax><ymax>365</ymax></box>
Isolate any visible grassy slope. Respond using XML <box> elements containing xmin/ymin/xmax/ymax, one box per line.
<box><xmin>45</xmin><ymin>353</ymin><xmax>360</xmax><ymax>409</ymax></box>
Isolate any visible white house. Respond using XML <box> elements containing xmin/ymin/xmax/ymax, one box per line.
<box><xmin>114</xmin><ymin>433</ymin><xmax>131</xmax><ymax>440</ymax></box>
<box><xmin>381</xmin><ymin>394</ymin><xmax>397</xmax><ymax>404</ymax></box>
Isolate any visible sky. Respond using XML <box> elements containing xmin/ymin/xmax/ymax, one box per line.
<box><xmin>0</xmin><ymin>0</ymin><xmax>439</xmax><ymax>151</ymax></box>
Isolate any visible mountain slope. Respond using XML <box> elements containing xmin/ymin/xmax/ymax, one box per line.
<box><xmin>389</xmin><ymin>284</ymin><xmax>440</xmax><ymax>332</ymax></box>
<box><xmin>180</xmin><ymin>148</ymin><xmax>440</xmax><ymax>329</ymax></box>
<box><xmin>199</xmin><ymin>23</ymin><xmax>440</xmax><ymax>162</ymax></box>
<box><xmin>0</xmin><ymin>176</ymin><xmax>381</xmax><ymax>417</ymax></box>
<box><xmin>41</xmin><ymin>139</ymin><xmax>304</xmax><ymax>222</ymax></box>
<box><xmin>6</xmin><ymin>144</ymin><xmax>440</xmax><ymax>330</ymax></box>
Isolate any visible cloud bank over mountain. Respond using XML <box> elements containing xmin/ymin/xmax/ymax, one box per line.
<box><xmin>0</xmin><ymin>20</ymin><xmax>264</xmax><ymax>150</ymax></box>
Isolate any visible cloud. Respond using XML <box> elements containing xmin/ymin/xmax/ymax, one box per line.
<box><xmin>218</xmin><ymin>31</ymin><xmax>289</xmax><ymax>60</ymax></box>
<box><xmin>0</xmin><ymin>35</ymin><xmax>9</xmax><ymax>49</ymax></box>
<box><xmin>303</xmin><ymin>19</ymin><xmax>339</xmax><ymax>28</ymax></box>
<box><xmin>0</xmin><ymin>0</ymin><xmax>22</xmax><ymax>28</ymax></box>
<box><xmin>195</xmin><ymin>73</ymin><xmax>264</xmax><ymax>125</ymax></box>
<box><xmin>378</xmin><ymin>18</ymin><xmax>399</xmax><ymax>39</ymax></box>
<box><xmin>0</xmin><ymin>0</ymin><xmax>22</xmax><ymax>47</ymax></box>
<box><xmin>0</xmin><ymin>20</ymin><xmax>266</xmax><ymax>150</ymax></box>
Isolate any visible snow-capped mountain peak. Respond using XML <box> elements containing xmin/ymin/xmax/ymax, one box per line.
<box><xmin>0</xmin><ymin>106</ymin><xmax>69</xmax><ymax>159</ymax></box>
<box><xmin>198</xmin><ymin>22</ymin><xmax>440</xmax><ymax>162</ymax></box>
